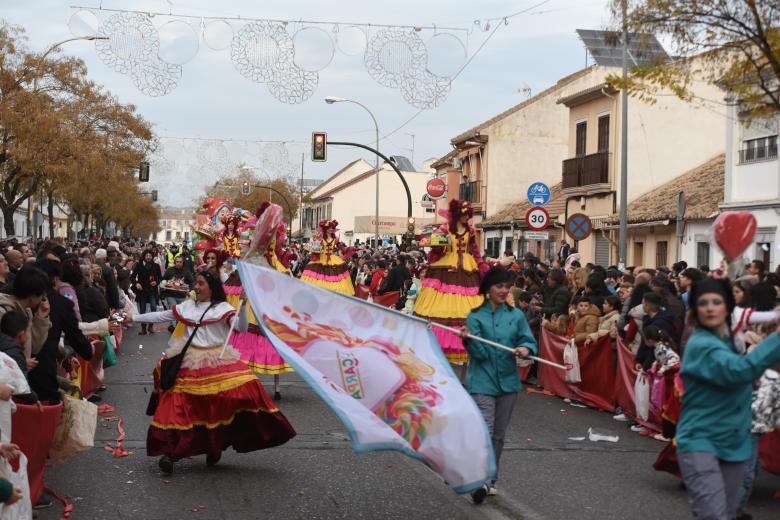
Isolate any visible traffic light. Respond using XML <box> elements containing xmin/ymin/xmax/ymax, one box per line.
<box><xmin>242</xmin><ymin>181</ymin><xmax>251</xmax><ymax>195</ymax></box>
<box><xmin>312</xmin><ymin>132</ymin><xmax>327</xmax><ymax>162</ymax></box>
<box><xmin>151</xmin><ymin>190</ymin><xmax>158</xmax><ymax>202</ymax></box>
<box><xmin>407</xmin><ymin>216</ymin><xmax>416</xmax><ymax>234</ymax></box>
<box><xmin>139</xmin><ymin>161</ymin><xmax>150</xmax><ymax>182</ymax></box>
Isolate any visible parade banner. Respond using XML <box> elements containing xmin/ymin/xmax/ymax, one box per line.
<box><xmin>537</xmin><ymin>329</ymin><xmax>616</xmax><ymax>412</ymax></box>
<box><xmin>238</xmin><ymin>262</ymin><xmax>495</xmax><ymax>493</ymax></box>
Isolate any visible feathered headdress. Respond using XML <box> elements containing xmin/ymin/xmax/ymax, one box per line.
<box><xmin>440</xmin><ymin>199</ymin><xmax>473</xmax><ymax>231</ymax></box>
<box><xmin>318</xmin><ymin>219</ymin><xmax>339</xmax><ymax>232</ymax></box>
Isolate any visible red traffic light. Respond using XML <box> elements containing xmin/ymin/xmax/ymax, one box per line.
<box><xmin>242</xmin><ymin>181</ymin><xmax>251</xmax><ymax>195</ymax></box>
<box><xmin>312</xmin><ymin>132</ymin><xmax>327</xmax><ymax>162</ymax></box>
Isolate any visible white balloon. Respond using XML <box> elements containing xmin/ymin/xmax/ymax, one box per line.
<box><xmin>157</xmin><ymin>20</ymin><xmax>199</xmax><ymax>65</ymax></box>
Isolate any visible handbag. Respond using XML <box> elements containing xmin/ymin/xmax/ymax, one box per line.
<box><xmin>159</xmin><ymin>303</ymin><xmax>214</xmax><ymax>391</ymax></box>
<box><xmin>103</xmin><ymin>334</ymin><xmax>118</xmax><ymax>368</ymax></box>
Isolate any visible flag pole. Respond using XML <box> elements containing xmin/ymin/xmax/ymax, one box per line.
<box><xmin>427</xmin><ymin>321</ymin><xmax>567</xmax><ymax>371</ymax></box>
<box><xmin>219</xmin><ymin>298</ymin><xmax>243</xmax><ymax>359</ymax></box>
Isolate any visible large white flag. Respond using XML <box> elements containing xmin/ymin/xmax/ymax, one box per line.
<box><xmin>238</xmin><ymin>261</ymin><xmax>495</xmax><ymax>493</ymax></box>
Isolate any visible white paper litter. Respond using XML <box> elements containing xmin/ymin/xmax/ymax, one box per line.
<box><xmin>587</xmin><ymin>427</ymin><xmax>619</xmax><ymax>443</ymax></box>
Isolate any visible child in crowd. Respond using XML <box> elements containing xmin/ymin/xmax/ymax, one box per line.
<box><xmin>641</xmin><ymin>325</ymin><xmax>681</xmax><ymax>441</ymax></box>
<box><xmin>543</xmin><ymin>296</ymin><xmax>600</xmax><ymax>345</ymax></box>
<box><xmin>0</xmin><ymin>311</ymin><xmax>30</xmax><ymax>376</ymax></box>
<box><xmin>514</xmin><ymin>291</ymin><xmax>540</xmax><ymax>338</ymax></box>
<box><xmin>585</xmin><ymin>295</ymin><xmax>621</xmax><ymax>345</ymax></box>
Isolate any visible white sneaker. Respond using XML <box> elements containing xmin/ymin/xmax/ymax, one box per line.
<box><xmin>613</xmin><ymin>413</ymin><xmax>630</xmax><ymax>422</ymax></box>
<box><xmin>630</xmin><ymin>425</ymin><xmax>646</xmax><ymax>433</ymax></box>
<box><xmin>487</xmin><ymin>485</ymin><xmax>497</xmax><ymax>496</ymax></box>
<box><xmin>653</xmin><ymin>433</ymin><xmax>670</xmax><ymax>442</ymax></box>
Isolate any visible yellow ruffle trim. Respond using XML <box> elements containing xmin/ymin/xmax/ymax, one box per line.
<box><xmin>414</xmin><ymin>287</ymin><xmax>484</xmax><ymax>320</ymax></box>
<box><xmin>429</xmin><ymin>254</ymin><xmax>479</xmax><ymax>271</ymax></box>
<box><xmin>150</xmin><ymin>406</ymin><xmax>280</xmax><ymax>430</ymax></box>
<box><xmin>446</xmin><ymin>353</ymin><xmax>469</xmax><ymax>364</ymax></box>
<box><xmin>170</xmin><ymin>374</ymin><xmax>259</xmax><ymax>395</ymax></box>
<box><xmin>300</xmin><ymin>274</ymin><xmax>355</xmax><ymax>296</ymax></box>
<box><xmin>242</xmin><ymin>360</ymin><xmax>295</xmax><ymax>375</ymax></box>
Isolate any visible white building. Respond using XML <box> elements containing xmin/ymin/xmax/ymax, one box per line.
<box><xmin>154</xmin><ymin>207</ymin><xmax>197</xmax><ymax>244</ymax></box>
<box><xmin>298</xmin><ymin>158</ymin><xmax>434</xmax><ymax>245</ymax></box>
<box><xmin>722</xmin><ymin>99</ymin><xmax>779</xmax><ymax>268</ymax></box>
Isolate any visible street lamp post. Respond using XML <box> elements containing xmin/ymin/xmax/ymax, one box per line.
<box><xmin>25</xmin><ymin>35</ymin><xmax>108</xmax><ymax>240</ymax></box>
<box><xmin>324</xmin><ymin>96</ymin><xmax>380</xmax><ymax>246</ymax></box>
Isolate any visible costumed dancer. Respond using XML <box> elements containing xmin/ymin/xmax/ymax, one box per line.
<box><xmin>130</xmin><ymin>269</ymin><xmax>295</xmax><ymax>475</ymax></box>
<box><xmin>226</xmin><ymin>203</ymin><xmax>294</xmax><ymax>400</ymax></box>
<box><xmin>414</xmin><ymin>199</ymin><xmax>486</xmax><ymax>365</ymax></box>
<box><xmin>300</xmin><ymin>219</ymin><xmax>354</xmax><ymax>296</ymax></box>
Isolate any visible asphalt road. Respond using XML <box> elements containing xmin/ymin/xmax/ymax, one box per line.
<box><xmin>39</xmin><ymin>327</ymin><xmax>780</xmax><ymax>520</ymax></box>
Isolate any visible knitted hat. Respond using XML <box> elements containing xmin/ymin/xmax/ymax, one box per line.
<box><xmin>479</xmin><ymin>267</ymin><xmax>510</xmax><ymax>295</ymax></box>
<box><xmin>689</xmin><ymin>278</ymin><xmax>735</xmax><ymax>316</ymax></box>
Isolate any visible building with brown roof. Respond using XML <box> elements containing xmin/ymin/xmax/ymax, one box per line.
<box><xmin>603</xmin><ymin>155</ymin><xmax>724</xmax><ymax>268</ymax></box>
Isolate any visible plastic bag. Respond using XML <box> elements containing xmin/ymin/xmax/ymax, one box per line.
<box><xmin>563</xmin><ymin>339</ymin><xmax>581</xmax><ymax>383</ymax></box>
<box><xmin>0</xmin><ymin>352</ymin><xmax>30</xmax><ymax>396</ymax></box>
<box><xmin>49</xmin><ymin>395</ymin><xmax>97</xmax><ymax>465</ymax></box>
<box><xmin>0</xmin><ymin>454</ymin><xmax>32</xmax><ymax>520</ymax></box>
<box><xmin>650</xmin><ymin>371</ymin><xmax>666</xmax><ymax>412</ymax></box>
<box><xmin>635</xmin><ymin>372</ymin><xmax>650</xmax><ymax>421</ymax></box>
<box><xmin>103</xmin><ymin>335</ymin><xmax>118</xmax><ymax>368</ymax></box>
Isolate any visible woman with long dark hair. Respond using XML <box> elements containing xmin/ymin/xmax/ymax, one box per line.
<box><xmin>129</xmin><ymin>269</ymin><xmax>296</xmax><ymax>475</ymax></box>
<box><xmin>675</xmin><ymin>279</ymin><xmax>780</xmax><ymax>519</ymax></box>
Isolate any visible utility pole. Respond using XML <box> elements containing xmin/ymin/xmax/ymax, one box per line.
<box><xmin>300</xmin><ymin>152</ymin><xmax>304</xmax><ymax>239</ymax></box>
<box><xmin>618</xmin><ymin>0</ymin><xmax>629</xmax><ymax>270</ymax></box>
<box><xmin>407</xmin><ymin>133</ymin><xmax>415</xmax><ymax>168</ymax></box>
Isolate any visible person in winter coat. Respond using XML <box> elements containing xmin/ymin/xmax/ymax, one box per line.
<box><xmin>459</xmin><ymin>267</ymin><xmax>537</xmax><ymax>504</ymax></box>
<box><xmin>571</xmin><ymin>297</ymin><xmax>601</xmax><ymax>345</ymax></box>
<box><xmin>0</xmin><ymin>264</ymin><xmax>52</xmax><ymax>362</ymax></box>
<box><xmin>585</xmin><ymin>295</ymin><xmax>621</xmax><ymax>345</ymax></box>
<box><xmin>27</xmin><ymin>260</ymin><xmax>93</xmax><ymax>404</ymax></box>
<box><xmin>131</xmin><ymin>249</ymin><xmax>163</xmax><ymax>335</ymax></box>
<box><xmin>635</xmin><ymin>292</ymin><xmax>677</xmax><ymax>371</ymax></box>
<box><xmin>533</xmin><ymin>269</ymin><xmax>570</xmax><ymax>319</ymax></box>
<box><xmin>676</xmin><ymin>279</ymin><xmax>780</xmax><ymax>520</ymax></box>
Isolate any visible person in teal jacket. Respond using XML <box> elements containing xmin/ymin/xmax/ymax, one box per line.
<box><xmin>459</xmin><ymin>267</ymin><xmax>537</xmax><ymax>504</ymax></box>
<box><xmin>676</xmin><ymin>278</ymin><xmax>780</xmax><ymax>520</ymax></box>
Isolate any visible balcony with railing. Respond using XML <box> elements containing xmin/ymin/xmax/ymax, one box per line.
<box><xmin>738</xmin><ymin>144</ymin><xmax>778</xmax><ymax>164</ymax></box>
<box><xmin>562</xmin><ymin>151</ymin><xmax>610</xmax><ymax>190</ymax></box>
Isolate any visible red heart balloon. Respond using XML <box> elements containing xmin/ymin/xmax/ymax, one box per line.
<box><xmin>713</xmin><ymin>211</ymin><xmax>757</xmax><ymax>261</ymax></box>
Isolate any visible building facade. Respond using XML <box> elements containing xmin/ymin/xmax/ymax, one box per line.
<box><xmin>722</xmin><ymin>100</ymin><xmax>779</xmax><ymax>268</ymax></box>
<box><xmin>299</xmin><ymin>158</ymin><xmax>433</xmax><ymax>245</ymax></box>
<box><xmin>154</xmin><ymin>207</ymin><xmax>197</xmax><ymax>244</ymax></box>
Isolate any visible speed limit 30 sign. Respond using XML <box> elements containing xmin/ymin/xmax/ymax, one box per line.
<box><xmin>525</xmin><ymin>206</ymin><xmax>550</xmax><ymax>231</ymax></box>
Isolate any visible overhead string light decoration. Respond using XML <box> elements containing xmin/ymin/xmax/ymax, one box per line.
<box><xmin>68</xmin><ymin>5</ymin><xmax>478</xmax><ymax>108</ymax></box>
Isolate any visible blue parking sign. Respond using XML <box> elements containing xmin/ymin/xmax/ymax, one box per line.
<box><xmin>527</xmin><ymin>182</ymin><xmax>551</xmax><ymax>206</ymax></box>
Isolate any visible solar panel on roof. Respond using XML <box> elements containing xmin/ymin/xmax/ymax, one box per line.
<box><xmin>576</xmin><ymin>29</ymin><xmax>668</xmax><ymax>68</ymax></box>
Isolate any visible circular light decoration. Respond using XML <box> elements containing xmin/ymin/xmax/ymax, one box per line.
<box><xmin>96</xmin><ymin>12</ymin><xmax>158</xmax><ymax>74</ymax></box>
<box><xmin>425</xmin><ymin>33</ymin><xmax>467</xmax><ymax>78</ymax></box>
<box><xmin>68</xmin><ymin>9</ymin><xmax>99</xmax><ymax>38</ymax></box>
<box><xmin>364</xmin><ymin>28</ymin><xmax>427</xmax><ymax>89</ymax></box>
<box><xmin>203</xmin><ymin>19</ymin><xmax>234</xmax><ymax>51</ymax></box>
<box><xmin>268</xmin><ymin>61</ymin><xmax>318</xmax><ymax>104</ymax></box>
<box><xmin>335</xmin><ymin>25</ymin><xmax>367</xmax><ymax>56</ymax></box>
<box><xmin>197</xmin><ymin>140</ymin><xmax>229</xmax><ymax>165</ymax></box>
<box><xmin>231</xmin><ymin>22</ymin><xmax>292</xmax><ymax>83</ymax></box>
<box><xmin>130</xmin><ymin>56</ymin><xmax>183</xmax><ymax>97</ymax></box>
<box><xmin>157</xmin><ymin>20</ymin><xmax>199</xmax><ymax>65</ymax></box>
<box><xmin>293</xmin><ymin>26</ymin><xmax>334</xmax><ymax>72</ymax></box>
<box><xmin>401</xmin><ymin>70</ymin><xmax>451</xmax><ymax>110</ymax></box>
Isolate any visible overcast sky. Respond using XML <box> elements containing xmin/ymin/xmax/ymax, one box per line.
<box><xmin>4</xmin><ymin>0</ymin><xmax>611</xmax><ymax>207</ymax></box>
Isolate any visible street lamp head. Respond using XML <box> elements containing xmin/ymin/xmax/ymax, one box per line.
<box><xmin>87</xmin><ymin>36</ymin><xmax>110</xmax><ymax>41</ymax></box>
<box><xmin>324</xmin><ymin>96</ymin><xmax>346</xmax><ymax>104</ymax></box>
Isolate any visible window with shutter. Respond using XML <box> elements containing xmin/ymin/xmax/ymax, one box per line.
<box><xmin>598</xmin><ymin>115</ymin><xmax>610</xmax><ymax>152</ymax></box>
<box><xmin>576</xmin><ymin>121</ymin><xmax>587</xmax><ymax>156</ymax></box>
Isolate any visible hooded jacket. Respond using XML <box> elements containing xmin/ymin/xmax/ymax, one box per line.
<box><xmin>572</xmin><ymin>303</ymin><xmax>601</xmax><ymax>345</ymax></box>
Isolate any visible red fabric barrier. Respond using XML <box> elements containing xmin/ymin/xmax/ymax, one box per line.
<box><xmin>373</xmin><ymin>291</ymin><xmax>400</xmax><ymax>308</ymax></box>
<box><xmin>759</xmin><ymin>429</ymin><xmax>780</xmax><ymax>476</ymax></box>
<box><xmin>537</xmin><ymin>329</ymin><xmax>616</xmax><ymax>412</ymax></box>
<box><xmin>11</xmin><ymin>401</ymin><xmax>63</xmax><ymax>504</ymax></box>
<box><xmin>614</xmin><ymin>338</ymin><xmax>663</xmax><ymax>432</ymax></box>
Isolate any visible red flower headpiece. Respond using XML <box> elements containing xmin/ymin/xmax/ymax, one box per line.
<box><xmin>318</xmin><ymin>219</ymin><xmax>339</xmax><ymax>231</ymax></box>
<box><xmin>448</xmin><ymin>199</ymin><xmax>473</xmax><ymax>229</ymax></box>
<box><xmin>220</xmin><ymin>212</ymin><xmax>242</xmax><ymax>230</ymax></box>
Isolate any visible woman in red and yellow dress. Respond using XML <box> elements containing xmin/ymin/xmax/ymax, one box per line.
<box><xmin>131</xmin><ymin>269</ymin><xmax>295</xmax><ymax>474</ymax></box>
<box><xmin>226</xmin><ymin>202</ymin><xmax>294</xmax><ymax>399</ymax></box>
<box><xmin>300</xmin><ymin>219</ymin><xmax>354</xmax><ymax>295</ymax></box>
<box><xmin>414</xmin><ymin>199</ymin><xmax>485</xmax><ymax>364</ymax></box>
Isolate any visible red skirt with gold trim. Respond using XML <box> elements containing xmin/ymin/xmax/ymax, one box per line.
<box><xmin>147</xmin><ymin>350</ymin><xmax>296</xmax><ymax>460</ymax></box>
